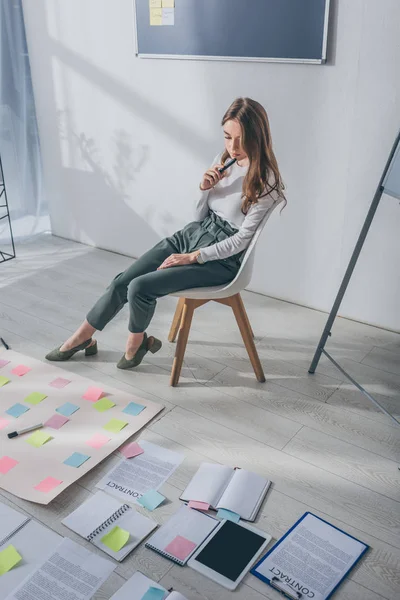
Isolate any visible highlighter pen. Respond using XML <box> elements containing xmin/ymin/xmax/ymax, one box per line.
<box><xmin>218</xmin><ymin>157</ymin><xmax>237</xmax><ymax>173</ymax></box>
<box><xmin>8</xmin><ymin>423</ymin><xmax>43</xmax><ymax>439</ymax></box>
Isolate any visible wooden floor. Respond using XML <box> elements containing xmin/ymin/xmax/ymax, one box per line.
<box><xmin>0</xmin><ymin>234</ymin><xmax>399</xmax><ymax>600</ymax></box>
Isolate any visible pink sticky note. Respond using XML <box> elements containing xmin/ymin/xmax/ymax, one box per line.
<box><xmin>44</xmin><ymin>414</ymin><xmax>69</xmax><ymax>430</ymax></box>
<box><xmin>11</xmin><ymin>364</ymin><xmax>31</xmax><ymax>377</ymax></box>
<box><xmin>49</xmin><ymin>377</ymin><xmax>71</xmax><ymax>389</ymax></box>
<box><xmin>0</xmin><ymin>359</ymin><xmax>10</xmax><ymax>368</ymax></box>
<box><xmin>119</xmin><ymin>441</ymin><xmax>144</xmax><ymax>459</ymax></box>
<box><xmin>83</xmin><ymin>386</ymin><xmax>104</xmax><ymax>402</ymax></box>
<box><xmin>165</xmin><ymin>536</ymin><xmax>197</xmax><ymax>561</ymax></box>
<box><xmin>0</xmin><ymin>456</ymin><xmax>19</xmax><ymax>474</ymax></box>
<box><xmin>188</xmin><ymin>500</ymin><xmax>210</xmax><ymax>511</ymax></box>
<box><xmin>34</xmin><ymin>476</ymin><xmax>63</xmax><ymax>493</ymax></box>
<box><xmin>0</xmin><ymin>418</ymin><xmax>10</xmax><ymax>430</ymax></box>
<box><xmin>86</xmin><ymin>433</ymin><xmax>111</xmax><ymax>449</ymax></box>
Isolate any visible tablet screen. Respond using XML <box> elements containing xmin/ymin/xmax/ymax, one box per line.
<box><xmin>194</xmin><ymin>521</ymin><xmax>266</xmax><ymax>582</ymax></box>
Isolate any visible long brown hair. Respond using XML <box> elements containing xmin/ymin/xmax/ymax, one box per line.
<box><xmin>221</xmin><ymin>98</ymin><xmax>286</xmax><ymax>214</ymax></box>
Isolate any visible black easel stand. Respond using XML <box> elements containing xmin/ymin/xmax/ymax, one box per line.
<box><xmin>0</xmin><ymin>153</ymin><xmax>16</xmax><ymax>263</ymax></box>
<box><xmin>309</xmin><ymin>131</ymin><xmax>400</xmax><ymax>427</ymax></box>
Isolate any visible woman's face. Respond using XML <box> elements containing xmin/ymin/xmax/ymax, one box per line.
<box><xmin>223</xmin><ymin>119</ymin><xmax>248</xmax><ymax>163</ymax></box>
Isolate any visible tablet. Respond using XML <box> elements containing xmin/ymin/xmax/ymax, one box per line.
<box><xmin>188</xmin><ymin>520</ymin><xmax>271</xmax><ymax>590</ymax></box>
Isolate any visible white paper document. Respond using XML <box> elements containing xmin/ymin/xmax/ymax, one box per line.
<box><xmin>253</xmin><ymin>513</ymin><xmax>368</xmax><ymax>600</ymax></box>
<box><xmin>5</xmin><ymin>538</ymin><xmax>115</xmax><ymax>600</ymax></box>
<box><xmin>96</xmin><ymin>441</ymin><xmax>184</xmax><ymax>504</ymax></box>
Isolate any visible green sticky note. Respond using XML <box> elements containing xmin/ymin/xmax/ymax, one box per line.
<box><xmin>101</xmin><ymin>526</ymin><xmax>129</xmax><ymax>552</ymax></box>
<box><xmin>26</xmin><ymin>430</ymin><xmax>52</xmax><ymax>448</ymax></box>
<box><xmin>93</xmin><ymin>397</ymin><xmax>116</xmax><ymax>412</ymax></box>
<box><xmin>0</xmin><ymin>545</ymin><xmax>22</xmax><ymax>575</ymax></box>
<box><xmin>24</xmin><ymin>392</ymin><xmax>47</xmax><ymax>405</ymax></box>
<box><xmin>103</xmin><ymin>418</ymin><xmax>128</xmax><ymax>433</ymax></box>
<box><xmin>0</xmin><ymin>375</ymin><xmax>10</xmax><ymax>387</ymax></box>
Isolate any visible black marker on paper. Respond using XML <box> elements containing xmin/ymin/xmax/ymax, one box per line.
<box><xmin>218</xmin><ymin>157</ymin><xmax>237</xmax><ymax>173</ymax></box>
<box><xmin>0</xmin><ymin>337</ymin><xmax>10</xmax><ymax>350</ymax></box>
<box><xmin>8</xmin><ymin>423</ymin><xmax>43</xmax><ymax>439</ymax></box>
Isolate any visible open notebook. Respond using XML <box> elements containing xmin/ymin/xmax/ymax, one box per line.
<box><xmin>62</xmin><ymin>491</ymin><xmax>157</xmax><ymax>561</ymax></box>
<box><xmin>110</xmin><ymin>572</ymin><xmax>188</xmax><ymax>600</ymax></box>
<box><xmin>145</xmin><ymin>505</ymin><xmax>218</xmax><ymax>566</ymax></box>
<box><xmin>180</xmin><ymin>463</ymin><xmax>271</xmax><ymax>521</ymax></box>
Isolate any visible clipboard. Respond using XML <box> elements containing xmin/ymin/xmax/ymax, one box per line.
<box><xmin>251</xmin><ymin>512</ymin><xmax>369</xmax><ymax>600</ymax></box>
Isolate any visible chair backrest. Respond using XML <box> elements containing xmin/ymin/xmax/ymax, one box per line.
<box><xmin>221</xmin><ymin>197</ymin><xmax>283</xmax><ymax>293</ymax></box>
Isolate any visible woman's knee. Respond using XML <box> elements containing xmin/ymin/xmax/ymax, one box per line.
<box><xmin>127</xmin><ymin>276</ymin><xmax>149</xmax><ymax>302</ymax></box>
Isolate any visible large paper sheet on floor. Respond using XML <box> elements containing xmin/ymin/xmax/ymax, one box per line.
<box><xmin>0</xmin><ymin>350</ymin><xmax>163</xmax><ymax>504</ymax></box>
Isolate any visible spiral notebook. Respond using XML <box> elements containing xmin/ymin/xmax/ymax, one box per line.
<box><xmin>62</xmin><ymin>491</ymin><xmax>157</xmax><ymax>561</ymax></box>
<box><xmin>145</xmin><ymin>505</ymin><xmax>219</xmax><ymax>566</ymax></box>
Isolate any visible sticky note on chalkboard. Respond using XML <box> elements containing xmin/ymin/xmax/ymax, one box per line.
<box><xmin>150</xmin><ymin>8</ymin><xmax>162</xmax><ymax>26</ymax></box>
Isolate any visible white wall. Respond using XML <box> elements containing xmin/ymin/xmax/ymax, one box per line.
<box><xmin>22</xmin><ymin>0</ymin><xmax>400</xmax><ymax>331</ymax></box>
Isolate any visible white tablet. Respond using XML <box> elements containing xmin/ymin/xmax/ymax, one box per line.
<box><xmin>188</xmin><ymin>520</ymin><xmax>271</xmax><ymax>591</ymax></box>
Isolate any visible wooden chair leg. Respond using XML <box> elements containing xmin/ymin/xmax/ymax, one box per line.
<box><xmin>170</xmin><ymin>299</ymin><xmax>195</xmax><ymax>387</ymax></box>
<box><xmin>236</xmin><ymin>293</ymin><xmax>255</xmax><ymax>339</ymax></box>
<box><xmin>168</xmin><ymin>297</ymin><xmax>185</xmax><ymax>343</ymax></box>
<box><xmin>229</xmin><ymin>293</ymin><xmax>266</xmax><ymax>383</ymax></box>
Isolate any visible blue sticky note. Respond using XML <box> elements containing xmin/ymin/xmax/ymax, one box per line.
<box><xmin>217</xmin><ymin>508</ymin><xmax>240</xmax><ymax>523</ymax></box>
<box><xmin>56</xmin><ymin>402</ymin><xmax>80</xmax><ymax>417</ymax></box>
<box><xmin>138</xmin><ymin>490</ymin><xmax>165</xmax><ymax>511</ymax></box>
<box><xmin>6</xmin><ymin>403</ymin><xmax>30</xmax><ymax>418</ymax></box>
<box><xmin>141</xmin><ymin>587</ymin><xmax>166</xmax><ymax>600</ymax></box>
<box><xmin>63</xmin><ymin>452</ymin><xmax>90</xmax><ymax>468</ymax></box>
<box><xmin>122</xmin><ymin>401</ymin><xmax>145</xmax><ymax>416</ymax></box>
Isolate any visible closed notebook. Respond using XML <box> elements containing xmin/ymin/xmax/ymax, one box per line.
<box><xmin>109</xmin><ymin>571</ymin><xmax>189</xmax><ymax>600</ymax></box>
<box><xmin>0</xmin><ymin>502</ymin><xmax>62</xmax><ymax>599</ymax></box>
<box><xmin>0</xmin><ymin>503</ymin><xmax>30</xmax><ymax>545</ymax></box>
<box><xmin>145</xmin><ymin>505</ymin><xmax>218</xmax><ymax>566</ymax></box>
<box><xmin>62</xmin><ymin>490</ymin><xmax>157</xmax><ymax>561</ymax></box>
<box><xmin>180</xmin><ymin>463</ymin><xmax>271</xmax><ymax>521</ymax></box>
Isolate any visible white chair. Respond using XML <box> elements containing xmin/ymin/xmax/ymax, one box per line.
<box><xmin>168</xmin><ymin>199</ymin><xmax>282</xmax><ymax>386</ymax></box>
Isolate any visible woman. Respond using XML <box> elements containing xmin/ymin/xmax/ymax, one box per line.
<box><xmin>46</xmin><ymin>97</ymin><xmax>286</xmax><ymax>369</ymax></box>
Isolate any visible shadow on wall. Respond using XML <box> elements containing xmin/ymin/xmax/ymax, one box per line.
<box><xmin>29</xmin><ymin>0</ymin><xmax>215</xmax><ymax>258</ymax></box>
<box><xmin>56</xmin><ymin>109</ymin><xmax>163</xmax><ymax>252</ymax></box>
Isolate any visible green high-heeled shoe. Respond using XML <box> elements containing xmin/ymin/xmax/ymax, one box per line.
<box><xmin>117</xmin><ymin>333</ymin><xmax>162</xmax><ymax>370</ymax></box>
<box><xmin>45</xmin><ymin>339</ymin><xmax>98</xmax><ymax>361</ymax></box>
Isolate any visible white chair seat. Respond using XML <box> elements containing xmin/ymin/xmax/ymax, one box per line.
<box><xmin>168</xmin><ymin>198</ymin><xmax>282</xmax><ymax>386</ymax></box>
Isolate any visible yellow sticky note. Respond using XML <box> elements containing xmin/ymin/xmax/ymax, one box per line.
<box><xmin>24</xmin><ymin>392</ymin><xmax>47</xmax><ymax>405</ymax></box>
<box><xmin>0</xmin><ymin>375</ymin><xmax>10</xmax><ymax>387</ymax></box>
<box><xmin>103</xmin><ymin>418</ymin><xmax>128</xmax><ymax>433</ymax></box>
<box><xmin>0</xmin><ymin>545</ymin><xmax>22</xmax><ymax>575</ymax></box>
<box><xmin>26</xmin><ymin>430</ymin><xmax>52</xmax><ymax>448</ymax></box>
<box><xmin>101</xmin><ymin>526</ymin><xmax>130</xmax><ymax>552</ymax></box>
<box><xmin>162</xmin><ymin>0</ymin><xmax>174</xmax><ymax>7</ymax></box>
<box><xmin>150</xmin><ymin>8</ymin><xmax>162</xmax><ymax>26</ymax></box>
<box><xmin>149</xmin><ymin>0</ymin><xmax>162</xmax><ymax>7</ymax></box>
<box><xmin>93</xmin><ymin>397</ymin><xmax>116</xmax><ymax>412</ymax></box>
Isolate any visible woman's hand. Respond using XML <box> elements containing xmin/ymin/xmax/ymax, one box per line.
<box><xmin>200</xmin><ymin>164</ymin><xmax>226</xmax><ymax>191</ymax></box>
<box><xmin>157</xmin><ymin>251</ymin><xmax>200</xmax><ymax>270</ymax></box>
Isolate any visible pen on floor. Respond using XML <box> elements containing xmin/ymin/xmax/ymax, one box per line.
<box><xmin>0</xmin><ymin>337</ymin><xmax>10</xmax><ymax>350</ymax></box>
<box><xmin>8</xmin><ymin>423</ymin><xmax>43</xmax><ymax>439</ymax></box>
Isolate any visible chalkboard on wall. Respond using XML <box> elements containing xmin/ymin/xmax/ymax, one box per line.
<box><xmin>134</xmin><ymin>0</ymin><xmax>331</xmax><ymax>64</ymax></box>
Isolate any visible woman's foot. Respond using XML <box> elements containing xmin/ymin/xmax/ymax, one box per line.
<box><xmin>60</xmin><ymin>337</ymin><xmax>96</xmax><ymax>352</ymax></box>
<box><xmin>117</xmin><ymin>333</ymin><xmax>162</xmax><ymax>369</ymax></box>
<box><xmin>124</xmin><ymin>332</ymin><xmax>145</xmax><ymax>360</ymax></box>
<box><xmin>45</xmin><ymin>338</ymin><xmax>97</xmax><ymax>362</ymax></box>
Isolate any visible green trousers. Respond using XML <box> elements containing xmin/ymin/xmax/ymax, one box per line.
<box><xmin>86</xmin><ymin>212</ymin><xmax>242</xmax><ymax>333</ymax></box>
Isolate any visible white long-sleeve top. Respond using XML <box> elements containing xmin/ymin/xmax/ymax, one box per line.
<box><xmin>194</xmin><ymin>155</ymin><xmax>281</xmax><ymax>262</ymax></box>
